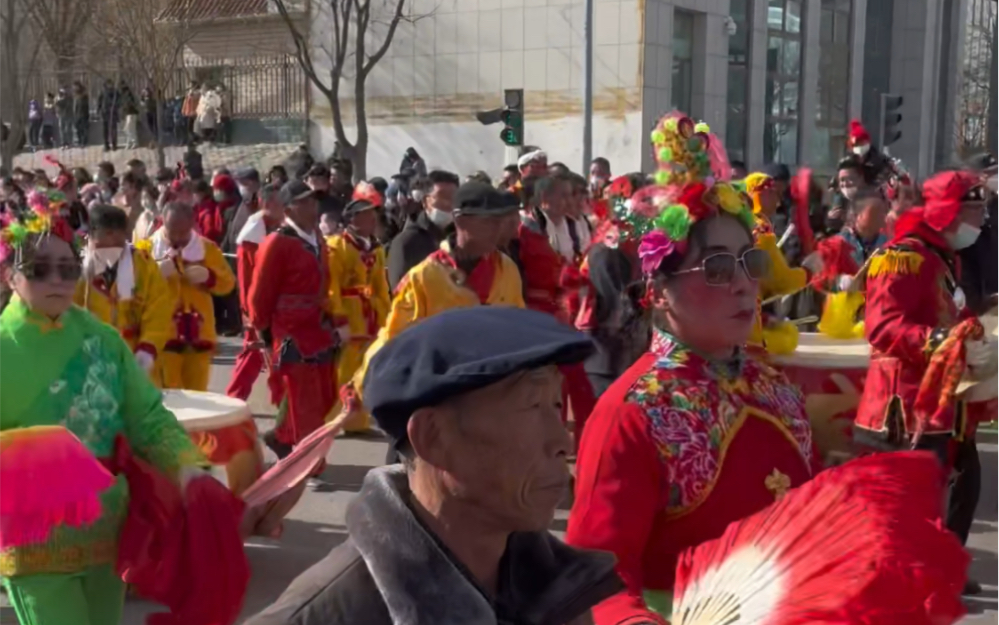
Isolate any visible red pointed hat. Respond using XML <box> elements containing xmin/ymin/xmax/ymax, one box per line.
<box><xmin>921</xmin><ymin>170</ymin><xmax>985</xmax><ymax>231</ymax></box>
<box><xmin>848</xmin><ymin>119</ymin><xmax>871</xmax><ymax>146</ymax></box>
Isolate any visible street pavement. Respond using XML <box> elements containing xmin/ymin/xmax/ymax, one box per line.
<box><xmin>2</xmin><ymin>337</ymin><xmax>996</xmax><ymax>623</ymax></box>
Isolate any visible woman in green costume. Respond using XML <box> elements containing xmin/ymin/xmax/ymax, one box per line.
<box><xmin>0</xmin><ymin>210</ymin><xmax>203</xmax><ymax>625</ymax></box>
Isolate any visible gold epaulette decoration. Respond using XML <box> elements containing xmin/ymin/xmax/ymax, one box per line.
<box><xmin>868</xmin><ymin>249</ymin><xmax>924</xmax><ymax>277</ymax></box>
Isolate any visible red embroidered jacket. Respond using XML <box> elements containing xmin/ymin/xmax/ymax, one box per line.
<box><xmin>566</xmin><ymin>330</ymin><xmax>815</xmax><ymax>625</ymax></box>
<box><xmin>248</xmin><ymin>228</ymin><xmax>338</xmax><ymax>364</ymax></box>
<box><xmin>856</xmin><ymin>235</ymin><xmax>974</xmax><ymax>437</ymax></box>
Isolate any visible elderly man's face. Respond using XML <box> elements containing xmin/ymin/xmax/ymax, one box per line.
<box><xmin>411</xmin><ymin>366</ymin><xmax>571</xmax><ymax>532</ymax></box>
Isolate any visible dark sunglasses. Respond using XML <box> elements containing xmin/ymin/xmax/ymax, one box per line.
<box><xmin>17</xmin><ymin>261</ymin><xmax>82</xmax><ymax>283</ymax></box>
<box><xmin>673</xmin><ymin>248</ymin><xmax>771</xmax><ymax>286</ymax></box>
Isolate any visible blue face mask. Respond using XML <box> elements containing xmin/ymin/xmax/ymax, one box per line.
<box><xmin>945</xmin><ymin>223</ymin><xmax>981</xmax><ymax>250</ymax></box>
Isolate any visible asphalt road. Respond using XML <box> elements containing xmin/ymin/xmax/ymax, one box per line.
<box><xmin>2</xmin><ymin>338</ymin><xmax>996</xmax><ymax>623</ymax></box>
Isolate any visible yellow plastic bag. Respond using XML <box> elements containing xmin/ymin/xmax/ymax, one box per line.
<box><xmin>763</xmin><ymin>321</ymin><xmax>800</xmax><ymax>355</ymax></box>
<box><xmin>818</xmin><ymin>291</ymin><xmax>866</xmax><ymax>339</ymax></box>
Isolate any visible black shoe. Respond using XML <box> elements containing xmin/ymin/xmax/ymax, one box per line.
<box><xmin>263</xmin><ymin>430</ymin><xmax>293</xmax><ymax>460</ymax></box>
<box><xmin>963</xmin><ymin>579</ymin><xmax>982</xmax><ymax>596</ymax></box>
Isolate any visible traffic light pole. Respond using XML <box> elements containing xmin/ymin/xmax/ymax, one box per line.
<box><xmin>582</xmin><ymin>0</ymin><xmax>594</xmax><ymax>173</ymax></box>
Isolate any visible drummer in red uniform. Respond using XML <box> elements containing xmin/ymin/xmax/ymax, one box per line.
<box><xmin>565</xmin><ymin>113</ymin><xmax>816</xmax><ymax>624</ymax></box>
<box><xmin>854</xmin><ymin>169</ymin><xmax>997</xmax><ymax>595</ymax></box>
<box><xmin>249</xmin><ymin>180</ymin><xmax>342</xmax><ymax>459</ymax></box>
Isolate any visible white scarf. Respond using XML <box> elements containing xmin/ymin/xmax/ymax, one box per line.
<box><xmin>284</xmin><ymin>217</ymin><xmax>317</xmax><ymax>248</ymax></box>
<box><xmin>236</xmin><ymin>211</ymin><xmax>268</xmax><ymax>246</ymax></box>
<box><xmin>83</xmin><ymin>246</ymin><xmax>135</xmax><ymax>301</ymax></box>
<box><xmin>151</xmin><ymin>228</ymin><xmax>205</xmax><ymax>263</ymax></box>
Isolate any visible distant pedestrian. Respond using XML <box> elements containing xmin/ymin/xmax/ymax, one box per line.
<box><xmin>97</xmin><ymin>79</ymin><xmax>120</xmax><ymax>151</ymax></box>
<box><xmin>182</xmin><ymin>81</ymin><xmax>201</xmax><ymax>141</ymax></box>
<box><xmin>27</xmin><ymin>100</ymin><xmax>42</xmax><ymax>151</ymax></box>
<box><xmin>41</xmin><ymin>94</ymin><xmax>57</xmax><ymax>149</ymax></box>
<box><xmin>73</xmin><ymin>81</ymin><xmax>90</xmax><ymax>147</ymax></box>
<box><xmin>55</xmin><ymin>87</ymin><xmax>74</xmax><ymax>148</ymax></box>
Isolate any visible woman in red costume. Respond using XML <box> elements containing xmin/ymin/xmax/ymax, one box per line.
<box><xmin>565</xmin><ymin>113</ymin><xmax>817</xmax><ymax>625</ymax></box>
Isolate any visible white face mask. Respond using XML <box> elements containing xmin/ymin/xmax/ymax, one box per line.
<box><xmin>237</xmin><ymin>184</ymin><xmax>251</xmax><ymax>198</ymax></box>
<box><xmin>945</xmin><ymin>223</ymin><xmax>981</xmax><ymax>250</ymax></box>
<box><xmin>840</xmin><ymin>187</ymin><xmax>857</xmax><ymax>201</ymax></box>
<box><xmin>852</xmin><ymin>144</ymin><xmax>870</xmax><ymax>157</ymax></box>
<box><xmin>90</xmin><ymin>246</ymin><xmax>124</xmax><ymax>271</ymax></box>
<box><xmin>987</xmin><ymin>175</ymin><xmax>997</xmax><ymax>193</ymax></box>
<box><xmin>213</xmin><ymin>191</ymin><xmax>226</xmax><ymax>202</ymax></box>
<box><xmin>427</xmin><ymin>207</ymin><xmax>453</xmax><ymax>228</ymax></box>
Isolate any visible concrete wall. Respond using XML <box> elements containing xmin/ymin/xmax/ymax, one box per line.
<box><xmin>308</xmin><ymin>0</ymin><xmax>645</xmax><ymax>179</ymax></box>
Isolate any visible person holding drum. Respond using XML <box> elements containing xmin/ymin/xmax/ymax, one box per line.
<box><xmin>0</xmin><ymin>201</ymin><xmax>203</xmax><ymax>625</ymax></box>
<box><xmin>565</xmin><ymin>113</ymin><xmax>816</xmax><ymax>625</ymax></box>
<box><xmin>75</xmin><ymin>204</ymin><xmax>172</xmax><ymax>379</ymax></box>
<box><xmin>855</xmin><ymin>169</ymin><xmax>997</xmax><ymax>595</ymax></box>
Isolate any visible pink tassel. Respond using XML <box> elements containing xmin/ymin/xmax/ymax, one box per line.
<box><xmin>0</xmin><ymin>426</ymin><xmax>115</xmax><ymax>549</ymax></box>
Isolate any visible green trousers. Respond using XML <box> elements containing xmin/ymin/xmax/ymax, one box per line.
<box><xmin>2</xmin><ymin>564</ymin><xmax>125</xmax><ymax>625</ymax></box>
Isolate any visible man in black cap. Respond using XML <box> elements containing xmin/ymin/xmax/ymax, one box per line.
<box><xmin>326</xmin><ymin>196</ymin><xmax>390</xmax><ymax>434</ymax></box>
<box><xmin>305</xmin><ymin>162</ymin><xmax>345</xmax><ymax>225</ymax></box>
<box><xmin>248</xmin><ymin>179</ymin><xmax>342</xmax><ymax>459</ymax></box>
<box><xmin>246</xmin><ymin>306</ymin><xmax>621</xmax><ymax>625</ymax></box>
<box><xmin>385</xmin><ymin>169</ymin><xmax>460</xmax><ymax>290</ymax></box>
<box><xmin>338</xmin><ymin>180</ymin><xmax>525</xmax><ymax>436</ymax></box>
<box><xmin>959</xmin><ymin>152</ymin><xmax>998</xmax><ymax>315</ymax></box>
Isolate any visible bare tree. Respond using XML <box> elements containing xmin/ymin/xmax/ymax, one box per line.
<box><xmin>86</xmin><ymin>0</ymin><xmax>199</xmax><ymax>169</ymax></box>
<box><xmin>955</xmin><ymin>16</ymin><xmax>996</xmax><ymax>157</ymax></box>
<box><xmin>0</xmin><ymin>0</ymin><xmax>44</xmax><ymax>170</ymax></box>
<box><xmin>22</xmin><ymin>0</ymin><xmax>96</xmax><ymax>82</ymax></box>
<box><xmin>271</xmin><ymin>0</ymin><xmax>432</xmax><ymax>180</ymax></box>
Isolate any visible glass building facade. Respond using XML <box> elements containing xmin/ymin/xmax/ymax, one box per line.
<box><xmin>764</xmin><ymin>0</ymin><xmax>804</xmax><ymax>163</ymax></box>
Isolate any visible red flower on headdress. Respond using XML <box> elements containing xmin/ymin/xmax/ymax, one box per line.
<box><xmin>353</xmin><ymin>181</ymin><xmax>384</xmax><ymax>207</ymax></box>
<box><xmin>606</xmin><ymin>176</ymin><xmax>634</xmax><ymax>201</ymax></box>
<box><xmin>49</xmin><ymin>218</ymin><xmax>75</xmax><ymax>245</ymax></box>
<box><xmin>676</xmin><ymin>183</ymin><xmax>712</xmax><ymax>220</ymax></box>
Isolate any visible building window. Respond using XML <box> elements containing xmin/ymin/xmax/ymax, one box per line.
<box><xmin>726</xmin><ymin>0</ymin><xmax>752</xmax><ymax>164</ymax></box>
<box><xmin>672</xmin><ymin>10</ymin><xmax>695</xmax><ymax>114</ymax></box>
<box><xmin>764</xmin><ymin>0</ymin><xmax>804</xmax><ymax>163</ymax></box>
<box><xmin>814</xmin><ymin>0</ymin><xmax>853</xmax><ymax>172</ymax></box>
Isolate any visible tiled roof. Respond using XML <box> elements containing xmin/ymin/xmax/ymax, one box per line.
<box><xmin>158</xmin><ymin>0</ymin><xmax>269</xmax><ymax>22</ymax></box>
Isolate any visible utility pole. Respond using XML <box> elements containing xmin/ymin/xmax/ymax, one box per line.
<box><xmin>582</xmin><ymin>0</ymin><xmax>594</xmax><ymax>173</ymax></box>
<box><xmin>0</xmin><ymin>0</ymin><xmax>12</xmax><ymax>172</ymax></box>
<box><xmin>989</xmin><ymin>2</ymin><xmax>998</xmax><ymax>155</ymax></box>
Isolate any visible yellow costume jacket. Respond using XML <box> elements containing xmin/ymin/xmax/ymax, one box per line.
<box><xmin>750</xmin><ymin>214</ymin><xmax>808</xmax><ymax>348</ymax></box>
<box><xmin>74</xmin><ymin>246</ymin><xmax>172</xmax><ymax>357</ymax></box>
<box><xmin>140</xmin><ymin>232</ymin><xmax>236</xmax><ymax>351</ymax></box>
<box><xmin>347</xmin><ymin>246</ymin><xmax>525</xmax><ymax>405</ymax></box>
<box><xmin>326</xmin><ymin>232</ymin><xmax>390</xmax><ymax>340</ymax></box>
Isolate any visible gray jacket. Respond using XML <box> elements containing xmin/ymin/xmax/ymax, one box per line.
<box><xmin>245</xmin><ymin>466</ymin><xmax>621</xmax><ymax>625</ymax></box>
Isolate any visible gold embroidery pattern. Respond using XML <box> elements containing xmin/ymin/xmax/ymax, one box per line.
<box><xmin>765</xmin><ymin>468</ymin><xmax>791</xmax><ymax>500</ymax></box>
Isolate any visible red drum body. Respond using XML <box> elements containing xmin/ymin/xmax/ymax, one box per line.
<box><xmin>771</xmin><ymin>334</ymin><xmax>870</xmax><ymax>466</ymax></box>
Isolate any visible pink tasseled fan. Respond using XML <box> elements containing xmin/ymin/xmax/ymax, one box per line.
<box><xmin>0</xmin><ymin>426</ymin><xmax>115</xmax><ymax>549</ymax></box>
<box><xmin>241</xmin><ymin>416</ymin><xmax>345</xmax><ymax>508</ymax></box>
<box><xmin>670</xmin><ymin>452</ymin><xmax>968</xmax><ymax>625</ymax></box>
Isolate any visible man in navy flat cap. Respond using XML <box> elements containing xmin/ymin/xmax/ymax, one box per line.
<box><xmin>247</xmin><ymin>306</ymin><xmax>622</xmax><ymax>625</ymax></box>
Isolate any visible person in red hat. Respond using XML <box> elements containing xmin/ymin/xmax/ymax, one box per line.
<box><xmin>854</xmin><ymin>169</ymin><xmax>997</xmax><ymax>595</ymax></box>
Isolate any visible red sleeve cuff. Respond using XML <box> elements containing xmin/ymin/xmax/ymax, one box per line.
<box><xmin>203</xmin><ymin>269</ymin><xmax>217</xmax><ymax>290</ymax></box>
<box><xmin>134</xmin><ymin>342</ymin><xmax>158</xmax><ymax>359</ymax></box>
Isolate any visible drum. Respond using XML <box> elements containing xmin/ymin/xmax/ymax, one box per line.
<box><xmin>162</xmin><ymin>390</ymin><xmax>252</xmax><ymax>432</ymax></box>
<box><xmin>771</xmin><ymin>333</ymin><xmax>870</xmax><ymax>466</ymax></box>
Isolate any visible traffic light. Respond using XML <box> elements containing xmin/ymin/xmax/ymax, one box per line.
<box><xmin>880</xmin><ymin>93</ymin><xmax>903</xmax><ymax>148</ymax></box>
<box><xmin>500</xmin><ymin>88</ymin><xmax>523</xmax><ymax>147</ymax></box>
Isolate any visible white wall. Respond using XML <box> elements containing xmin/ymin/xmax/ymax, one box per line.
<box><xmin>308</xmin><ymin>0</ymin><xmax>646</xmax><ymax>179</ymax></box>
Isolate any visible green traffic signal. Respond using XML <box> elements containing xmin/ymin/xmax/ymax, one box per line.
<box><xmin>500</xmin><ymin>108</ymin><xmax>523</xmax><ymax>146</ymax></box>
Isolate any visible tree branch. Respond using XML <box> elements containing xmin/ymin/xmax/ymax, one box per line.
<box><xmin>362</xmin><ymin>0</ymin><xmax>406</xmax><ymax>78</ymax></box>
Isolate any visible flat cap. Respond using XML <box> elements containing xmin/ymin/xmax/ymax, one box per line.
<box><xmin>307</xmin><ymin>163</ymin><xmax>331</xmax><ymax>178</ymax></box>
<box><xmin>362</xmin><ymin>306</ymin><xmax>594</xmax><ymax>447</ymax></box>
<box><xmin>279</xmin><ymin>179</ymin><xmax>317</xmax><ymax>205</ymax></box>
<box><xmin>234</xmin><ymin>167</ymin><xmax>260</xmax><ymax>182</ymax></box>
<box><xmin>343</xmin><ymin>198</ymin><xmax>378</xmax><ymax>220</ymax></box>
<box><xmin>454</xmin><ymin>181</ymin><xmax>520</xmax><ymax>217</ymax></box>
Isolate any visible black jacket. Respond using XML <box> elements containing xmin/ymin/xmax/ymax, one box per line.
<box><xmin>386</xmin><ymin>212</ymin><xmax>447</xmax><ymax>291</ymax></box>
<box><xmin>958</xmin><ymin>196</ymin><xmax>998</xmax><ymax>315</ymax></box>
<box><xmin>245</xmin><ymin>467</ymin><xmax>621</xmax><ymax>625</ymax></box>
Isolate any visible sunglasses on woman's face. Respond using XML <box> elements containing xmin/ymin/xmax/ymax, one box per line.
<box><xmin>17</xmin><ymin>260</ymin><xmax>82</xmax><ymax>283</ymax></box>
<box><xmin>673</xmin><ymin>248</ymin><xmax>771</xmax><ymax>286</ymax></box>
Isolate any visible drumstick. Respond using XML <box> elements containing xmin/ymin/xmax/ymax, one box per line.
<box><xmin>788</xmin><ymin>315</ymin><xmax>819</xmax><ymax>327</ymax></box>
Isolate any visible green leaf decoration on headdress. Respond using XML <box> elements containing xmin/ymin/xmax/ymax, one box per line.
<box><xmin>6</xmin><ymin>222</ymin><xmax>28</xmax><ymax>246</ymax></box>
<box><xmin>654</xmin><ymin>204</ymin><xmax>692</xmax><ymax>241</ymax></box>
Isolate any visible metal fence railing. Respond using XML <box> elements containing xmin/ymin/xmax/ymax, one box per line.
<box><xmin>17</xmin><ymin>55</ymin><xmax>307</xmax><ymax>121</ymax></box>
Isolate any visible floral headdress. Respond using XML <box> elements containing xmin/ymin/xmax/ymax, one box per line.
<box><xmin>352</xmin><ymin>181</ymin><xmax>384</xmax><ymax>208</ymax></box>
<box><xmin>0</xmin><ymin>189</ymin><xmax>78</xmax><ymax>265</ymax></box>
<box><xmin>615</xmin><ymin>112</ymin><xmax>755</xmax><ymax>275</ymax></box>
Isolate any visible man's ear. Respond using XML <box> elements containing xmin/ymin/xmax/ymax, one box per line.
<box><xmin>407</xmin><ymin>406</ymin><xmax>448</xmax><ymax>469</ymax></box>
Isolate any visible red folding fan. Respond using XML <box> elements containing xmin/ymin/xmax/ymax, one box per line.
<box><xmin>671</xmin><ymin>451</ymin><xmax>968</xmax><ymax>625</ymax></box>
